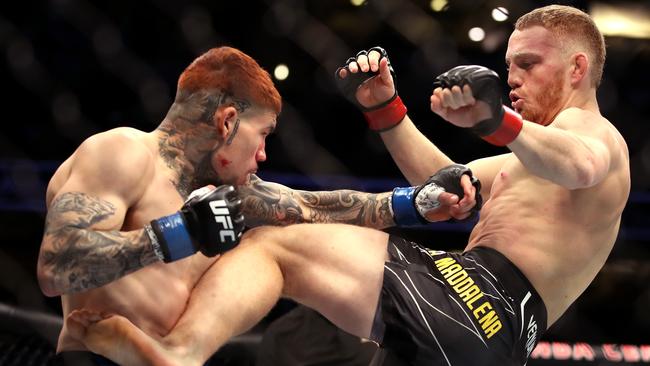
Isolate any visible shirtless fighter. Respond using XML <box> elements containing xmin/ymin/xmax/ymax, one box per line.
<box><xmin>39</xmin><ymin>46</ymin><xmax>476</xmax><ymax>365</ymax></box>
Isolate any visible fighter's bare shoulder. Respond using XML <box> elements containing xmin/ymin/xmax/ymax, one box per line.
<box><xmin>553</xmin><ymin>107</ymin><xmax>628</xmax><ymax>166</ymax></box>
<box><xmin>554</xmin><ymin>107</ymin><xmax>623</xmax><ymax>141</ymax></box>
<box><xmin>552</xmin><ymin>107</ymin><xmax>612</xmax><ymax>131</ymax></box>
<box><xmin>65</xmin><ymin>127</ymin><xmax>156</xmax><ymax>200</ymax></box>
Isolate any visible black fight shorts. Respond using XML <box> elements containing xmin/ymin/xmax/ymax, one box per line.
<box><xmin>369</xmin><ymin>236</ymin><xmax>547</xmax><ymax>366</ymax></box>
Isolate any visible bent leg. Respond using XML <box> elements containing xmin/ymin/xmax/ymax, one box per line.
<box><xmin>68</xmin><ymin>223</ymin><xmax>389</xmax><ymax>365</ymax></box>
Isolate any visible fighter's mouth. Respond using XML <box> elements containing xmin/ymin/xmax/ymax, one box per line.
<box><xmin>510</xmin><ymin>92</ymin><xmax>523</xmax><ymax>112</ymax></box>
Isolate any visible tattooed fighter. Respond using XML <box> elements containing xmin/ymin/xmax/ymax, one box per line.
<box><xmin>38</xmin><ymin>46</ymin><xmax>478</xmax><ymax>365</ymax></box>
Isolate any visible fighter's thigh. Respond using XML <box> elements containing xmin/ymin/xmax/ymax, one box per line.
<box><xmin>243</xmin><ymin>224</ymin><xmax>389</xmax><ymax>335</ymax></box>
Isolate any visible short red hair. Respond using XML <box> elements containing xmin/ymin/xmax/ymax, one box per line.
<box><xmin>177</xmin><ymin>46</ymin><xmax>281</xmax><ymax>114</ymax></box>
<box><xmin>515</xmin><ymin>5</ymin><xmax>606</xmax><ymax>88</ymax></box>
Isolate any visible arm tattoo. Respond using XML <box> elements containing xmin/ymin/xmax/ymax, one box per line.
<box><xmin>239</xmin><ymin>179</ymin><xmax>303</xmax><ymax>227</ymax></box>
<box><xmin>40</xmin><ymin>192</ymin><xmax>160</xmax><ymax>294</ymax></box>
<box><xmin>240</xmin><ymin>176</ymin><xmax>395</xmax><ymax>229</ymax></box>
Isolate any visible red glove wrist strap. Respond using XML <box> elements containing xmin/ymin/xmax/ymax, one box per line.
<box><xmin>481</xmin><ymin>106</ymin><xmax>523</xmax><ymax>146</ymax></box>
<box><xmin>362</xmin><ymin>95</ymin><xmax>407</xmax><ymax>132</ymax></box>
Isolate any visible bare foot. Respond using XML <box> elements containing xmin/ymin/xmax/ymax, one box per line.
<box><xmin>66</xmin><ymin>310</ymin><xmax>188</xmax><ymax>366</ymax></box>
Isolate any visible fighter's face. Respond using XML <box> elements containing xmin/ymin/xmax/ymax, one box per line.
<box><xmin>505</xmin><ymin>26</ymin><xmax>571</xmax><ymax>126</ymax></box>
<box><xmin>212</xmin><ymin>108</ymin><xmax>276</xmax><ymax>186</ymax></box>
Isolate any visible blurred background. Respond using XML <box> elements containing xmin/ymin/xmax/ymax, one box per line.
<box><xmin>0</xmin><ymin>0</ymin><xmax>649</xmax><ymax>364</ymax></box>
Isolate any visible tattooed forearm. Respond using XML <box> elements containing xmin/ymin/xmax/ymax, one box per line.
<box><xmin>240</xmin><ymin>178</ymin><xmax>395</xmax><ymax>229</ymax></box>
<box><xmin>39</xmin><ymin>192</ymin><xmax>160</xmax><ymax>295</ymax></box>
<box><xmin>297</xmin><ymin>190</ymin><xmax>394</xmax><ymax>228</ymax></box>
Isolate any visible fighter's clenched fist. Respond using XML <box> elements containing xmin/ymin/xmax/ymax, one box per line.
<box><xmin>431</xmin><ymin>65</ymin><xmax>523</xmax><ymax>146</ymax></box>
<box><xmin>146</xmin><ymin>184</ymin><xmax>245</xmax><ymax>262</ymax></box>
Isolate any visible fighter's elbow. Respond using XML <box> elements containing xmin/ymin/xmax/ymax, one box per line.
<box><xmin>570</xmin><ymin>154</ymin><xmax>607</xmax><ymax>189</ymax></box>
<box><xmin>37</xmin><ymin>267</ymin><xmax>61</xmax><ymax>297</ymax></box>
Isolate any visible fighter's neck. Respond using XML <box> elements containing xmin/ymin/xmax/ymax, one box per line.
<box><xmin>563</xmin><ymin>88</ymin><xmax>600</xmax><ymax>114</ymax></box>
<box><xmin>152</xmin><ymin>119</ymin><xmax>221</xmax><ymax>197</ymax></box>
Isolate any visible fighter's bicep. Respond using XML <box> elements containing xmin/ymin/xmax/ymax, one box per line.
<box><xmin>49</xmin><ymin>181</ymin><xmax>129</xmax><ymax>232</ymax></box>
<box><xmin>47</xmin><ymin>134</ymin><xmax>153</xmax><ymax>231</ymax></box>
<box><xmin>553</xmin><ymin>110</ymin><xmax>616</xmax><ymax>176</ymax></box>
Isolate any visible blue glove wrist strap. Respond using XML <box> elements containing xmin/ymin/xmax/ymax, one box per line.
<box><xmin>155</xmin><ymin>213</ymin><xmax>195</xmax><ymax>262</ymax></box>
<box><xmin>392</xmin><ymin>187</ymin><xmax>424</xmax><ymax>226</ymax></box>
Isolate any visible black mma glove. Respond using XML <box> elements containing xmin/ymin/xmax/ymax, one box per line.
<box><xmin>145</xmin><ymin>185</ymin><xmax>245</xmax><ymax>262</ymax></box>
<box><xmin>434</xmin><ymin>65</ymin><xmax>523</xmax><ymax>146</ymax></box>
<box><xmin>392</xmin><ymin>164</ymin><xmax>483</xmax><ymax>225</ymax></box>
<box><xmin>334</xmin><ymin>46</ymin><xmax>407</xmax><ymax>131</ymax></box>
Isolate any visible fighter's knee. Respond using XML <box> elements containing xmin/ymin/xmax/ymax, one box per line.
<box><xmin>241</xmin><ymin>226</ymin><xmax>286</xmax><ymax>247</ymax></box>
<box><xmin>239</xmin><ymin>226</ymin><xmax>300</xmax><ymax>266</ymax></box>
<box><xmin>242</xmin><ymin>225</ymin><xmax>272</xmax><ymax>240</ymax></box>
<box><xmin>241</xmin><ymin>225</ymin><xmax>305</xmax><ymax>251</ymax></box>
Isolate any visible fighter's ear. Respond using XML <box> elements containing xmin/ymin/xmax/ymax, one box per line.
<box><xmin>570</xmin><ymin>52</ymin><xmax>589</xmax><ymax>86</ymax></box>
<box><xmin>215</xmin><ymin>106</ymin><xmax>238</xmax><ymax>139</ymax></box>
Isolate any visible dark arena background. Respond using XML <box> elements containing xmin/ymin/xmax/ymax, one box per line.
<box><xmin>1</xmin><ymin>0</ymin><xmax>649</xmax><ymax>365</ymax></box>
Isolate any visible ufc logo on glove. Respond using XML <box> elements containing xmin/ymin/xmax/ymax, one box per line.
<box><xmin>147</xmin><ymin>184</ymin><xmax>244</xmax><ymax>262</ymax></box>
<box><xmin>209</xmin><ymin>200</ymin><xmax>236</xmax><ymax>242</ymax></box>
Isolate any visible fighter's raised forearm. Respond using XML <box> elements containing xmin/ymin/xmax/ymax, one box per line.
<box><xmin>334</xmin><ymin>47</ymin><xmax>455</xmax><ymax>185</ymax></box>
<box><xmin>379</xmin><ymin>115</ymin><xmax>455</xmax><ymax>185</ymax></box>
